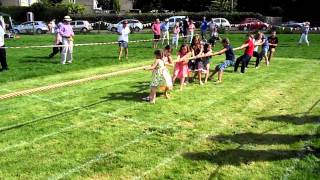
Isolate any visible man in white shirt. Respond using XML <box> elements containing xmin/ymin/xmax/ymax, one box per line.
<box><xmin>0</xmin><ymin>22</ymin><xmax>8</xmax><ymax>72</ymax></box>
<box><xmin>117</xmin><ymin>20</ymin><xmax>131</xmax><ymax>61</ymax></box>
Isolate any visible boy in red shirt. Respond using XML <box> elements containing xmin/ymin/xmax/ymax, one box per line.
<box><xmin>234</xmin><ymin>33</ymin><xmax>255</xmax><ymax>73</ymax></box>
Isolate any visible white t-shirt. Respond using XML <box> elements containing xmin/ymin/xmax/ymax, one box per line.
<box><xmin>0</xmin><ymin>26</ymin><xmax>5</xmax><ymax>47</ymax></box>
<box><xmin>117</xmin><ymin>25</ymin><xmax>130</xmax><ymax>42</ymax></box>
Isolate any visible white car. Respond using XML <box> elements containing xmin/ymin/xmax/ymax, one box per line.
<box><xmin>209</xmin><ymin>18</ymin><xmax>231</xmax><ymax>30</ymax></box>
<box><xmin>107</xmin><ymin>19</ymin><xmax>143</xmax><ymax>32</ymax></box>
<box><xmin>13</xmin><ymin>21</ymin><xmax>49</xmax><ymax>34</ymax></box>
<box><xmin>70</xmin><ymin>20</ymin><xmax>93</xmax><ymax>33</ymax></box>
<box><xmin>168</xmin><ymin>16</ymin><xmax>186</xmax><ymax>28</ymax></box>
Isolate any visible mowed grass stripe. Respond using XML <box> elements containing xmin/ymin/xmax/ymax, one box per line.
<box><xmin>47</xmin><ymin>58</ymin><xmax>316</xmax><ymax>179</ymax></box>
<box><xmin>132</xmin><ymin>60</ymin><xmax>320</xmax><ymax>179</ymax></box>
<box><xmin>0</xmin><ymin>56</ymin><xmax>284</xmax><ymax>179</ymax></box>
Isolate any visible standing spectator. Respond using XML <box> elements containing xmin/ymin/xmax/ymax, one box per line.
<box><xmin>188</xmin><ymin>19</ymin><xmax>196</xmax><ymax>44</ymax></box>
<box><xmin>161</xmin><ymin>19</ymin><xmax>170</xmax><ymax>45</ymax></box>
<box><xmin>182</xmin><ymin>17</ymin><xmax>189</xmax><ymax>43</ymax></box>
<box><xmin>117</xmin><ymin>20</ymin><xmax>131</xmax><ymax>61</ymax></box>
<box><xmin>267</xmin><ymin>31</ymin><xmax>279</xmax><ymax>62</ymax></box>
<box><xmin>298</xmin><ymin>22</ymin><xmax>310</xmax><ymax>46</ymax></box>
<box><xmin>209</xmin><ymin>18</ymin><xmax>219</xmax><ymax>46</ymax></box>
<box><xmin>48</xmin><ymin>19</ymin><xmax>56</xmax><ymax>34</ymax></box>
<box><xmin>0</xmin><ymin>21</ymin><xmax>8</xmax><ymax>72</ymax></box>
<box><xmin>200</xmin><ymin>16</ymin><xmax>208</xmax><ymax>40</ymax></box>
<box><xmin>151</xmin><ymin>18</ymin><xmax>161</xmax><ymax>49</ymax></box>
<box><xmin>172</xmin><ymin>22</ymin><xmax>180</xmax><ymax>49</ymax></box>
<box><xmin>49</xmin><ymin>22</ymin><xmax>63</xmax><ymax>58</ymax></box>
<box><xmin>59</xmin><ymin>16</ymin><xmax>74</xmax><ymax>65</ymax></box>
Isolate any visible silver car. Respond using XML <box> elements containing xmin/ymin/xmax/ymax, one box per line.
<box><xmin>70</xmin><ymin>20</ymin><xmax>93</xmax><ymax>33</ymax></box>
<box><xmin>107</xmin><ymin>19</ymin><xmax>143</xmax><ymax>32</ymax></box>
<box><xmin>13</xmin><ymin>21</ymin><xmax>49</xmax><ymax>34</ymax></box>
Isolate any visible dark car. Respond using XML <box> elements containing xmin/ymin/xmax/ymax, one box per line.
<box><xmin>239</xmin><ymin>18</ymin><xmax>269</xmax><ymax>31</ymax></box>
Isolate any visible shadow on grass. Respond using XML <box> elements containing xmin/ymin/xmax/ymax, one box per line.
<box><xmin>20</xmin><ymin>56</ymin><xmax>60</xmax><ymax>64</ymax></box>
<box><xmin>208</xmin><ymin>133</ymin><xmax>320</xmax><ymax>145</ymax></box>
<box><xmin>0</xmin><ymin>99</ymin><xmax>108</xmax><ymax>133</ymax></box>
<box><xmin>257</xmin><ymin>115</ymin><xmax>320</xmax><ymax>125</ymax></box>
<box><xmin>183</xmin><ymin>148</ymin><xmax>319</xmax><ymax>166</ymax></box>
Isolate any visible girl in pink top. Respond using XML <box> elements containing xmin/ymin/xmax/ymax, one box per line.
<box><xmin>172</xmin><ymin>44</ymin><xmax>191</xmax><ymax>91</ymax></box>
<box><xmin>188</xmin><ymin>20</ymin><xmax>196</xmax><ymax>44</ymax></box>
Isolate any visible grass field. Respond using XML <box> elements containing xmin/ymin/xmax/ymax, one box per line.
<box><xmin>0</xmin><ymin>33</ymin><xmax>319</xmax><ymax>179</ymax></box>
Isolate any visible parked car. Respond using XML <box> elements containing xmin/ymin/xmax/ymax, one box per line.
<box><xmin>168</xmin><ymin>16</ymin><xmax>186</xmax><ymax>28</ymax></box>
<box><xmin>281</xmin><ymin>21</ymin><xmax>304</xmax><ymax>28</ymax></box>
<box><xmin>107</xmin><ymin>19</ymin><xmax>143</xmax><ymax>32</ymax></box>
<box><xmin>13</xmin><ymin>21</ymin><xmax>49</xmax><ymax>34</ymax></box>
<box><xmin>208</xmin><ymin>18</ymin><xmax>231</xmax><ymax>30</ymax></box>
<box><xmin>70</xmin><ymin>20</ymin><xmax>93</xmax><ymax>33</ymax></box>
<box><xmin>238</xmin><ymin>18</ymin><xmax>269</xmax><ymax>31</ymax></box>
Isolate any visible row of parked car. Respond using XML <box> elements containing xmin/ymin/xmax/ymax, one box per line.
<box><xmin>11</xmin><ymin>17</ymin><xmax>307</xmax><ymax>35</ymax></box>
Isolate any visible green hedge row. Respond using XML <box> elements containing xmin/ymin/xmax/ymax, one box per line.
<box><xmin>73</xmin><ymin>12</ymin><xmax>265</xmax><ymax>24</ymax></box>
<box><xmin>0</xmin><ymin>6</ymin><xmax>68</xmax><ymax>22</ymax></box>
<box><xmin>0</xmin><ymin>6</ymin><xmax>264</xmax><ymax>24</ymax></box>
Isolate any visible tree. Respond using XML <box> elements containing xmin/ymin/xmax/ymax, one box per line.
<box><xmin>210</xmin><ymin>0</ymin><xmax>237</xmax><ymax>12</ymax></box>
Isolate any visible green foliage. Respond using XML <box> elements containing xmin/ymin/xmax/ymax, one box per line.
<box><xmin>62</xmin><ymin>3</ymin><xmax>86</xmax><ymax>15</ymax></box>
<box><xmin>112</xmin><ymin>0</ymin><xmax>120</xmax><ymax>12</ymax></box>
<box><xmin>210</xmin><ymin>0</ymin><xmax>237</xmax><ymax>12</ymax></box>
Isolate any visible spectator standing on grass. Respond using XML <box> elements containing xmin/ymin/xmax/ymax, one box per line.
<box><xmin>0</xmin><ymin>21</ymin><xmax>8</xmax><ymax>72</ymax></box>
<box><xmin>49</xmin><ymin>22</ymin><xmax>63</xmax><ymax>58</ymax></box>
<box><xmin>298</xmin><ymin>22</ymin><xmax>310</xmax><ymax>46</ymax></box>
<box><xmin>161</xmin><ymin>19</ymin><xmax>170</xmax><ymax>45</ymax></box>
<box><xmin>59</xmin><ymin>16</ymin><xmax>74</xmax><ymax>64</ymax></box>
<box><xmin>188</xmin><ymin>19</ymin><xmax>196</xmax><ymax>44</ymax></box>
<box><xmin>209</xmin><ymin>19</ymin><xmax>219</xmax><ymax>46</ymax></box>
<box><xmin>117</xmin><ymin>20</ymin><xmax>131</xmax><ymax>61</ymax></box>
<box><xmin>172</xmin><ymin>22</ymin><xmax>180</xmax><ymax>49</ymax></box>
<box><xmin>152</xmin><ymin>18</ymin><xmax>161</xmax><ymax>49</ymax></box>
<box><xmin>267</xmin><ymin>31</ymin><xmax>279</xmax><ymax>62</ymax></box>
<box><xmin>200</xmin><ymin>16</ymin><xmax>208</xmax><ymax>40</ymax></box>
<box><xmin>48</xmin><ymin>19</ymin><xmax>56</xmax><ymax>34</ymax></box>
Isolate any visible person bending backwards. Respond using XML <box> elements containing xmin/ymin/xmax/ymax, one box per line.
<box><xmin>233</xmin><ymin>33</ymin><xmax>255</xmax><ymax>74</ymax></box>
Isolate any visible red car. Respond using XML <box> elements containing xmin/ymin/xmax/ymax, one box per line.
<box><xmin>238</xmin><ymin>18</ymin><xmax>269</xmax><ymax>31</ymax></box>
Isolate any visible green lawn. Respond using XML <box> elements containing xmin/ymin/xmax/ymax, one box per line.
<box><xmin>0</xmin><ymin>33</ymin><xmax>319</xmax><ymax>179</ymax></box>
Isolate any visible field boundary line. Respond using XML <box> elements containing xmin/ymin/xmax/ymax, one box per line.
<box><xmin>0</xmin><ymin>65</ymin><xmax>148</xmax><ymax>101</ymax></box>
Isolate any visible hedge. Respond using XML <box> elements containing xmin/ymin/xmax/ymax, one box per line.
<box><xmin>70</xmin><ymin>12</ymin><xmax>265</xmax><ymax>24</ymax></box>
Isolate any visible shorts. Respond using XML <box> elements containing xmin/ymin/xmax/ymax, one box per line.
<box><xmin>154</xmin><ymin>35</ymin><xmax>161</xmax><ymax>41</ymax></box>
<box><xmin>188</xmin><ymin>60</ymin><xmax>197</xmax><ymax>71</ymax></box>
<box><xmin>260</xmin><ymin>47</ymin><xmax>269</xmax><ymax>56</ymax></box>
<box><xmin>118</xmin><ymin>41</ymin><xmax>128</xmax><ymax>48</ymax></box>
<box><xmin>217</xmin><ymin>60</ymin><xmax>235</xmax><ymax>71</ymax></box>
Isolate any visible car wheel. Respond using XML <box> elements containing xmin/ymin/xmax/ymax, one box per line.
<box><xmin>81</xmin><ymin>28</ymin><xmax>88</xmax><ymax>33</ymax></box>
<box><xmin>14</xmin><ymin>29</ymin><xmax>20</xmax><ymax>34</ymax></box>
<box><xmin>134</xmin><ymin>27</ymin><xmax>140</xmax><ymax>32</ymax></box>
<box><xmin>225</xmin><ymin>26</ymin><xmax>230</xmax><ymax>31</ymax></box>
<box><xmin>111</xmin><ymin>27</ymin><xmax>117</xmax><ymax>32</ymax></box>
<box><xmin>36</xmin><ymin>29</ymin><xmax>43</xmax><ymax>34</ymax></box>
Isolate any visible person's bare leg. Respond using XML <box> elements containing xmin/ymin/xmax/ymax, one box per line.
<box><xmin>198</xmin><ymin>71</ymin><xmax>203</xmax><ymax>85</ymax></box>
<box><xmin>150</xmin><ymin>87</ymin><xmax>157</xmax><ymax>104</ymax></box>
<box><xmin>209</xmin><ymin>68</ymin><xmax>218</xmax><ymax>80</ymax></box>
<box><xmin>204</xmin><ymin>64</ymin><xmax>210</xmax><ymax>83</ymax></box>
<box><xmin>125</xmin><ymin>48</ymin><xmax>128</xmax><ymax>60</ymax></box>
<box><xmin>180</xmin><ymin>77</ymin><xmax>185</xmax><ymax>91</ymax></box>
<box><xmin>217</xmin><ymin>70</ymin><xmax>223</xmax><ymax>83</ymax></box>
<box><xmin>118</xmin><ymin>47</ymin><xmax>123</xmax><ymax>61</ymax></box>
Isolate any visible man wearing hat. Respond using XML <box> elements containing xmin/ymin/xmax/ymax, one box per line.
<box><xmin>298</xmin><ymin>21</ymin><xmax>310</xmax><ymax>46</ymax></box>
<box><xmin>59</xmin><ymin>16</ymin><xmax>74</xmax><ymax>64</ymax></box>
<box><xmin>117</xmin><ymin>20</ymin><xmax>131</xmax><ymax>61</ymax></box>
<box><xmin>161</xmin><ymin>19</ymin><xmax>170</xmax><ymax>45</ymax></box>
